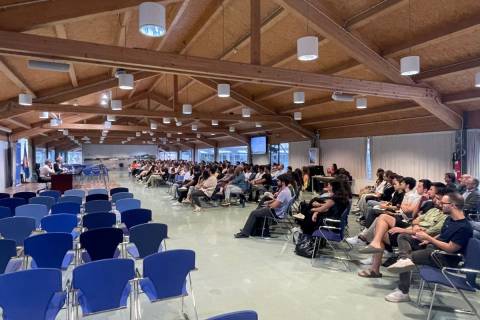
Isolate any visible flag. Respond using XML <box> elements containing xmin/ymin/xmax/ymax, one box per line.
<box><xmin>22</xmin><ymin>143</ymin><xmax>29</xmax><ymax>179</ymax></box>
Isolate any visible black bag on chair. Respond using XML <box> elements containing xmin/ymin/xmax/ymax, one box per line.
<box><xmin>295</xmin><ymin>234</ymin><xmax>326</xmax><ymax>258</ymax></box>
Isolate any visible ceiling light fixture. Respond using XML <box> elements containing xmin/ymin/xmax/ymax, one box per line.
<box><xmin>196</xmin><ymin>133</ymin><xmax>201</xmax><ymax>139</ymax></box>
<box><xmin>242</xmin><ymin>107</ymin><xmax>251</xmax><ymax>118</ymax></box>
<box><xmin>182</xmin><ymin>104</ymin><xmax>192</xmax><ymax>115</ymax></box>
<box><xmin>297</xmin><ymin>36</ymin><xmax>318</xmax><ymax>61</ymax></box>
<box><xmin>139</xmin><ymin>2</ymin><xmax>166</xmax><ymax>37</ymax></box>
<box><xmin>107</xmin><ymin>115</ymin><xmax>116</xmax><ymax>122</ymax></box>
<box><xmin>104</xmin><ymin>121</ymin><xmax>112</xmax><ymax>129</ymax></box>
<box><xmin>475</xmin><ymin>72</ymin><xmax>480</xmax><ymax>88</ymax></box>
<box><xmin>163</xmin><ymin>117</ymin><xmax>171</xmax><ymax>124</ymax></box>
<box><xmin>18</xmin><ymin>93</ymin><xmax>32</xmax><ymax>106</ymax></box>
<box><xmin>255</xmin><ymin>122</ymin><xmax>262</xmax><ymax>128</ymax></box>
<box><xmin>400</xmin><ymin>56</ymin><xmax>420</xmax><ymax>76</ymax></box>
<box><xmin>50</xmin><ymin>118</ymin><xmax>60</xmax><ymax>127</ymax></box>
<box><xmin>294</xmin><ymin>112</ymin><xmax>302</xmax><ymax>121</ymax></box>
<box><xmin>229</xmin><ymin>126</ymin><xmax>235</xmax><ymax>132</ymax></box>
<box><xmin>117</xmin><ymin>72</ymin><xmax>134</xmax><ymax>90</ymax></box>
<box><xmin>136</xmin><ymin>132</ymin><xmax>141</xmax><ymax>137</ymax></box>
<box><xmin>39</xmin><ymin>111</ymin><xmax>49</xmax><ymax>119</ymax></box>
<box><xmin>111</xmin><ymin>100</ymin><xmax>122</xmax><ymax>111</ymax></box>
<box><xmin>293</xmin><ymin>91</ymin><xmax>305</xmax><ymax>104</ymax></box>
<box><xmin>211</xmin><ymin>120</ymin><xmax>219</xmax><ymax>126</ymax></box>
<box><xmin>356</xmin><ymin>97</ymin><xmax>367</xmax><ymax>109</ymax></box>
<box><xmin>150</xmin><ymin>121</ymin><xmax>157</xmax><ymax>130</ymax></box>
<box><xmin>331</xmin><ymin>92</ymin><xmax>355</xmax><ymax>102</ymax></box>
<box><xmin>217</xmin><ymin>83</ymin><xmax>230</xmax><ymax>97</ymax></box>
<box><xmin>192</xmin><ymin>124</ymin><xmax>198</xmax><ymax>131</ymax></box>
<box><xmin>28</xmin><ymin>60</ymin><xmax>70</xmax><ymax>73</ymax></box>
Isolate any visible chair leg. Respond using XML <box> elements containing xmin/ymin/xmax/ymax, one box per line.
<box><xmin>310</xmin><ymin>238</ymin><xmax>318</xmax><ymax>266</ymax></box>
<box><xmin>188</xmin><ymin>274</ymin><xmax>199</xmax><ymax>320</ymax></box>
<box><xmin>455</xmin><ymin>285</ymin><xmax>480</xmax><ymax>320</ymax></box>
<box><xmin>416</xmin><ymin>279</ymin><xmax>425</xmax><ymax>306</ymax></box>
<box><xmin>427</xmin><ymin>284</ymin><xmax>437</xmax><ymax>320</ymax></box>
<box><xmin>261</xmin><ymin>216</ymin><xmax>267</xmax><ymax>238</ymax></box>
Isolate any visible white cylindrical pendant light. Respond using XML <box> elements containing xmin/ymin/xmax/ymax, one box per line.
<box><xmin>39</xmin><ymin>111</ymin><xmax>49</xmax><ymax>119</ymax></box>
<box><xmin>475</xmin><ymin>72</ymin><xmax>480</xmax><ymax>88</ymax></box>
<box><xmin>293</xmin><ymin>91</ymin><xmax>305</xmax><ymax>104</ymax></box>
<box><xmin>211</xmin><ymin>119</ymin><xmax>219</xmax><ymax>126</ymax></box>
<box><xmin>242</xmin><ymin>107</ymin><xmax>251</xmax><ymax>118</ymax></box>
<box><xmin>62</xmin><ymin>129</ymin><xmax>69</xmax><ymax>136</ymax></box>
<box><xmin>229</xmin><ymin>126</ymin><xmax>235</xmax><ymax>132</ymax></box>
<box><xmin>50</xmin><ymin>118</ymin><xmax>60</xmax><ymax>127</ymax></box>
<box><xmin>167</xmin><ymin>133</ymin><xmax>172</xmax><ymax>138</ymax></box>
<box><xmin>104</xmin><ymin>121</ymin><xmax>112</xmax><ymax>129</ymax></box>
<box><xmin>255</xmin><ymin>122</ymin><xmax>262</xmax><ymax>128</ymax></box>
<box><xmin>163</xmin><ymin>117</ymin><xmax>171</xmax><ymax>124</ymax></box>
<box><xmin>356</xmin><ymin>97</ymin><xmax>367</xmax><ymax>109</ymax></box>
<box><xmin>217</xmin><ymin>83</ymin><xmax>230</xmax><ymax>97</ymax></box>
<box><xmin>294</xmin><ymin>111</ymin><xmax>302</xmax><ymax>121</ymax></box>
<box><xmin>19</xmin><ymin>93</ymin><xmax>32</xmax><ymax>106</ymax></box>
<box><xmin>118</xmin><ymin>73</ymin><xmax>134</xmax><ymax>90</ymax></box>
<box><xmin>111</xmin><ymin>100</ymin><xmax>122</xmax><ymax>111</ymax></box>
<box><xmin>139</xmin><ymin>2</ymin><xmax>166</xmax><ymax>37</ymax></box>
<box><xmin>196</xmin><ymin>133</ymin><xmax>201</xmax><ymax>139</ymax></box>
<box><xmin>192</xmin><ymin>124</ymin><xmax>198</xmax><ymax>131</ymax></box>
<box><xmin>176</xmin><ymin>121</ymin><xmax>182</xmax><ymax>127</ymax></box>
<box><xmin>150</xmin><ymin>121</ymin><xmax>157</xmax><ymax>130</ymax></box>
<box><xmin>400</xmin><ymin>56</ymin><xmax>420</xmax><ymax>76</ymax></box>
<box><xmin>107</xmin><ymin>115</ymin><xmax>116</xmax><ymax>122</ymax></box>
<box><xmin>176</xmin><ymin>138</ymin><xmax>180</xmax><ymax>142</ymax></box>
<box><xmin>182</xmin><ymin>103</ymin><xmax>192</xmax><ymax>115</ymax></box>
<box><xmin>100</xmin><ymin>99</ymin><xmax>108</xmax><ymax>106</ymax></box>
<box><xmin>297</xmin><ymin>36</ymin><xmax>319</xmax><ymax>61</ymax></box>
<box><xmin>136</xmin><ymin>132</ymin><xmax>141</xmax><ymax>137</ymax></box>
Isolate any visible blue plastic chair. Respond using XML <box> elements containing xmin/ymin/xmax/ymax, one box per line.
<box><xmin>0</xmin><ymin>192</ymin><xmax>10</xmax><ymax>199</ymax></box>
<box><xmin>85</xmin><ymin>200</ymin><xmax>112</xmax><ymax>214</ymax></box>
<box><xmin>417</xmin><ymin>238</ymin><xmax>480</xmax><ymax>320</ymax></box>
<box><xmin>29</xmin><ymin>196</ymin><xmax>55</xmax><ymax>211</ymax></box>
<box><xmin>0</xmin><ymin>269</ymin><xmax>66</xmax><ymax>320</ymax></box>
<box><xmin>15</xmin><ymin>204</ymin><xmax>49</xmax><ymax>228</ymax></box>
<box><xmin>72</xmin><ymin>258</ymin><xmax>134</xmax><ymax>316</ymax></box>
<box><xmin>121</xmin><ymin>208</ymin><xmax>152</xmax><ymax>231</ymax></box>
<box><xmin>64</xmin><ymin>189</ymin><xmax>85</xmax><ymax>199</ymax></box>
<box><xmin>86</xmin><ymin>193</ymin><xmax>109</xmax><ymax>202</ymax></box>
<box><xmin>39</xmin><ymin>190</ymin><xmax>62</xmax><ymax>201</ymax></box>
<box><xmin>51</xmin><ymin>202</ymin><xmax>81</xmax><ymax>215</ymax></box>
<box><xmin>0</xmin><ymin>216</ymin><xmax>36</xmax><ymax>246</ymax></box>
<box><xmin>41</xmin><ymin>214</ymin><xmax>79</xmax><ymax>238</ymax></box>
<box><xmin>82</xmin><ymin>212</ymin><xmax>116</xmax><ymax>230</ymax></box>
<box><xmin>58</xmin><ymin>195</ymin><xmax>83</xmax><ymax>205</ymax></box>
<box><xmin>112</xmin><ymin>192</ymin><xmax>134</xmax><ymax>204</ymax></box>
<box><xmin>140</xmin><ymin>250</ymin><xmax>198</xmax><ymax>319</ymax></box>
<box><xmin>110</xmin><ymin>187</ymin><xmax>129</xmax><ymax>196</ymax></box>
<box><xmin>0</xmin><ymin>239</ymin><xmax>21</xmax><ymax>274</ymax></box>
<box><xmin>0</xmin><ymin>197</ymin><xmax>27</xmax><ymax>213</ymax></box>
<box><xmin>207</xmin><ymin>311</ymin><xmax>259</xmax><ymax>320</ymax></box>
<box><xmin>24</xmin><ymin>233</ymin><xmax>74</xmax><ymax>270</ymax></box>
<box><xmin>80</xmin><ymin>227</ymin><xmax>123</xmax><ymax>262</ymax></box>
<box><xmin>13</xmin><ymin>192</ymin><xmax>37</xmax><ymax>202</ymax></box>
<box><xmin>128</xmin><ymin>223</ymin><xmax>168</xmax><ymax>259</ymax></box>
<box><xmin>0</xmin><ymin>206</ymin><xmax>12</xmax><ymax>219</ymax></box>
<box><xmin>116</xmin><ymin>198</ymin><xmax>141</xmax><ymax>213</ymax></box>
<box><xmin>87</xmin><ymin>188</ymin><xmax>108</xmax><ymax>196</ymax></box>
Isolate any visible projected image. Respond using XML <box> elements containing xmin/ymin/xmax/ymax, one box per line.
<box><xmin>251</xmin><ymin>136</ymin><xmax>267</xmax><ymax>155</ymax></box>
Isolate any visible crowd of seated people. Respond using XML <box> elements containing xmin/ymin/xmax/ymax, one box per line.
<box><xmin>346</xmin><ymin>169</ymin><xmax>480</xmax><ymax>304</ymax></box>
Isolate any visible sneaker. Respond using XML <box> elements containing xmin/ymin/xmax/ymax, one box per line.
<box><xmin>385</xmin><ymin>289</ymin><xmax>410</xmax><ymax>303</ymax></box>
<box><xmin>292</xmin><ymin>213</ymin><xmax>305</xmax><ymax>220</ymax></box>
<box><xmin>387</xmin><ymin>258</ymin><xmax>416</xmax><ymax>274</ymax></box>
<box><xmin>234</xmin><ymin>232</ymin><xmax>249</xmax><ymax>239</ymax></box>
<box><xmin>382</xmin><ymin>256</ymin><xmax>398</xmax><ymax>268</ymax></box>
<box><xmin>221</xmin><ymin>202</ymin><xmax>230</xmax><ymax>207</ymax></box>
<box><xmin>346</xmin><ymin>236</ymin><xmax>366</xmax><ymax>246</ymax></box>
<box><xmin>359</xmin><ymin>257</ymin><xmax>373</xmax><ymax>265</ymax></box>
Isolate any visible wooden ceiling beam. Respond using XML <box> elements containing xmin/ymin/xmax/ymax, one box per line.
<box><xmin>415</xmin><ymin>56</ymin><xmax>480</xmax><ymax>81</ymax></box>
<box><xmin>250</xmin><ymin>0</ymin><xmax>261</xmax><ymax>65</ymax></box>
<box><xmin>443</xmin><ymin>90</ymin><xmax>480</xmax><ymax>105</ymax></box>
<box><xmin>111</xmin><ymin>11</ymin><xmax>132</xmax><ymax>77</ymax></box>
<box><xmin>5</xmin><ymin>117</ymin><xmax>31</xmax><ymax>129</ymax></box>
<box><xmin>54</xmin><ymin>24</ymin><xmax>78</xmax><ymax>87</ymax></box>
<box><xmin>0</xmin><ymin>56</ymin><xmax>35</xmax><ymax>96</ymax></box>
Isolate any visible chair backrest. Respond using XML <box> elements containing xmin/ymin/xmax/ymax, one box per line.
<box><xmin>41</xmin><ymin>214</ymin><xmax>78</xmax><ymax>234</ymax></box>
<box><xmin>207</xmin><ymin>311</ymin><xmax>259</xmax><ymax>320</ymax></box>
<box><xmin>116</xmin><ymin>198</ymin><xmax>141</xmax><ymax>213</ymax></box>
<box><xmin>85</xmin><ymin>200</ymin><xmax>112</xmax><ymax>214</ymax></box>
<box><xmin>0</xmin><ymin>216</ymin><xmax>36</xmax><ymax>246</ymax></box>
<box><xmin>87</xmin><ymin>188</ymin><xmax>108</xmax><ymax>196</ymax></box>
<box><xmin>79</xmin><ymin>227</ymin><xmax>123</xmax><ymax>261</ymax></box>
<box><xmin>110</xmin><ymin>187</ymin><xmax>129</xmax><ymax>196</ymax></box>
<box><xmin>29</xmin><ymin>196</ymin><xmax>55</xmax><ymax>211</ymax></box>
<box><xmin>64</xmin><ymin>189</ymin><xmax>86</xmax><ymax>199</ymax></box>
<box><xmin>0</xmin><ymin>192</ymin><xmax>10</xmax><ymax>200</ymax></box>
<box><xmin>0</xmin><ymin>206</ymin><xmax>12</xmax><ymax>219</ymax></box>
<box><xmin>112</xmin><ymin>192</ymin><xmax>134</xmax><ymax>204</ymax></box>
<box><xmin>0</xmin><ymin>269</ymin><xmax>64</xmax><ymax>320</ymax></box>
<box><xmin>464</xmin><ymin>238</ymin><xmax>480</xmax><ymax>287</ymax></box>
<box><xmin>39</xmin><ymin>190</ymin><xmax>62</xmax><ymax>201</ymax></box>
<box><xmin>12</xmin><ymin>192</ymin><xmax>37</xmax><ymax>202</ymax></box>
<box><xmin>58</xmin><ymin>195</ymin><xmax>83</xmax><ymax>205</ymax></box>
<box><xmin>338</xmin><ymin>204</ymin><xmax>352</xmax><ymax>238</ymax></box>
<box><xmin>82</xmin><ymin>212</ymin><xmax>116</xmax><ymax>230</ymax></box>
<box><xmin>142</xmin><ymin>250</ymin><xmax>196</xmax><ymax>300</ymax></box>
<box><xmin>129</xmin><ymin>223</ymin><xmax>168</xmax><ymax>258</ymax></box>
<box><xmin>175</xmin><ymin>175</ymin><xmax>185</xmax><ymax>183</ymax></box>
<box><xmin>72</xmin><ymin>258</ymin><xmax>134</xmax><ymax>315</ymax></box>
<box><xmin>121</xmin><ymin>208</ymin><xmax>152</xmax><ymax>230</ymax></box>
<box><xmin>0</xmin><ymin>239</ymin><xmax>16</xmax><ymax>274</ymax></box>
<box><xmin>86</xmin><ymin>193</ymin><xmax>109</xmax><ymax>202</ymax></box>
<box><xmin>0</xmin><ymin>197</ymin><xmax>27</xmax><ymax>213</ymax></box>
<box><xmin>24</xmin><ymin>233</ymin><xmax>73</xmax><ymax>269</ymax></box>
<box><xmin>51</xmin><ymin>202</ymin><xmax>81</xmax><ymax>215</ymax></box>
<box><xmin>15</xmin><ymin>204</ymin><xmax>49</xmax><ymax>228</ymax></box>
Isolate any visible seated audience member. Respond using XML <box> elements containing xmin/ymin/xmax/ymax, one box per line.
<box><xmin>384</xmin><ymin>192</ymin><xmax>473</xmax><ymax>302</ymax></box>
<box><xmin>294</xmin><ymin>178</ymin><xmax>351</xmax><ymax>236</ymax></box>
<box><xmin>234</xmin><ymin>174</ymin><xmax>292</xmax><ymax>238</ymax></box>
<box><xmin>444</xmin><ymin>172</ymin><xmax>459</xmax><ymax>191</ymax></box>
<box><xmin>302</xmin><ymin>166</ymin><xmax>310</xmax><ymax>191</ymax></box>
<box><xmin>249</xmin><ymin>166</ymin><xmax>272</xmax><ymax>202</ymax></box>
<box><xmin>53</xmin><ymin>156</ymin><xmax>66</xmax><ymax>174</ymax></box>
<box><xmin>145</xmin><ymin>164</ymin><xmax>167</xmax><ymax>188</ymax></box>
<box><xmin>326</xmin><ymin>163</ymin><xmax>338</xmax><ymax>176</ymax></box>
<box><xmin>222</xmin><ymin>166</ymin><xmax>247</xmax><ymax>206</ymax></box>
<box><xmin>457</xmin><ymin>174</ymin><xmax>471</xmax><ymax>194</ymax></box>
<box><xmin>358</xmin><ymin>168</ymin><xmax>385</xmax><ymax>197</ymax></box>
<box><xmin>191</xmin><ymin>167</ymin><xmax>218</xmax><ymax>212</ymax></box>
<box><xmin>357</xmin><ymin>183</ymin><xmax>448</xmax><ymax>278</ymax></box>
<box><xmin>462</xmin><ymin>176</ymin><xmax>480</xmax><ymax>212</ymax></box>
<box><xmin>355</xmin><ymin>169</ymin><xmax>387</xmax><ymax>215</ymax></box>
<box><xmin>177</xmin><ymin>167</ymin><xmax>201</xmax><ymax>203</ymax></box>
<box><xmin>40</xmin><ymin>160</ymin><xmax>55</xmax><ymax>181</ymax></box>
<box><xmin>272</xmin><ymin>164</ymin><xmax>285</xmax><ymax>180</ymax></box>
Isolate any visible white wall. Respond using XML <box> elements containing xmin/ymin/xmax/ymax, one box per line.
<box><xmin>252</xmin><ymin>153</ymin><xmax>269</xmax><ymax>165</ymax></box>
<box><xmin>0</xmin><ymin>141</ymin><xmax>8</xmax><ymax>191</ymax></box>
<box><xmin>82</xmin><ymin>144</ymin><xmax>157</xmax><ymax>169</ymax></box>
<box><xmin>289</xmin><ymin>140</ymin><xmax>311</xmax><ymax>169</ymax></box>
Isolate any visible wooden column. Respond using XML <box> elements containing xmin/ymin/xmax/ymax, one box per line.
<box><xmin>250</xmin><ymin>0</ymin><xmax>261</xmax><ymax>65</ymax></box>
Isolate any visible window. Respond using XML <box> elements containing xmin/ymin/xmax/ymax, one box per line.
<box><xmin>36</xmin><ymin>148</ymin><xmax>47</xmax><ymax>166</ymax></box>
<box><xmin>48</xmin><ymin>149</ymin><xmax>55</xmax><ymax>161</ymax></box>
<box><xmin>67</xmin><ymin>151</ymin><xmax>82</xmax><ymax>164</ymax></box>
<box><xmin>217</xmin><ymin>146</ymin><xmax>248</xmax><ymax>163</ymax></box>
<box><xmin>180</xmin><ymin>150</ymin><xmax>192</xmax><ymax>161</ymax></box>
<box><xmin>365</xmin><ymin>137</ymin><xmax>372</xmax><ymax>180</ymax></box>
<box><xmin>197</xmin><ymin>148</ymin><xmax>214</xmax><ymax>162</ymax></box>
<box><xmin>158</xmin><ymin>151</ymin><xmax>178</xmax><ymax>160</ymax></box>
<box><xmin>270</xmin><ymin>143</ymin><xmax>289</xmax><ymax>167</ymax></box>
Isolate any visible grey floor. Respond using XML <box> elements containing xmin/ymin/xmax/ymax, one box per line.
<box><xmin>66</xmin><ymin>171</ymin><xmax>479</xmax><ymax>319</ymax></box>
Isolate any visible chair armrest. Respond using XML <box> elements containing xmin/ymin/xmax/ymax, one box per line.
<box><xmin>319</xmin><ymin>226</ymin><xmax>341</xmax><ymax>231</ymax></box>
<box><xmin>324</xmin><ymin>218</ymin><xmax>341</xmax><ymax>224</ymax></box>
<box><xmin>468</xmin><ymin>213</ymin><xmax>480</xmax><ymax>221</ymax></box>
<box><xmin>431</xmin><ymin>250</ymin><xmax>463</xmax><ymax>268</ymax></box>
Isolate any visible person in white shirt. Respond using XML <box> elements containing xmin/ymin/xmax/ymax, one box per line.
<box><xmin>39</xmin><ymin>160</ymin><xmax>55</xmax><ymax>181</ymax></box>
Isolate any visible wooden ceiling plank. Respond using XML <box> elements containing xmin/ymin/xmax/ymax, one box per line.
<box><xmin>0</xmin><ymin>56</ymin><xmax>35</xmax><ymax>96</ymax></box>
<box><xmin>6</xmin><ymin>117</ymin><xmax>30</xmax><ymax>129</ymax></box>
<box><xmin>111</xmin><ymin>11</ymin><xmax>132</xmax><ymax>77</ymax></box>
<box><xmin>54</xmin><ymin>24</ymin><xmax>78</xmax><ymax>87</ymax></box>
<box><xmin>250</xmin><ymin>0</ymin><xmax>261</xmax><ymax>65</ymax></box>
